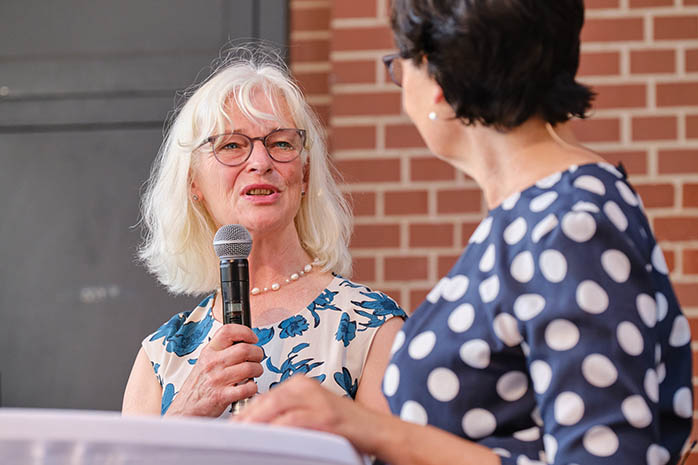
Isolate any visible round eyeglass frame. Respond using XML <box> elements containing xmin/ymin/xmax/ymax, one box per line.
<box><xmin>197</xmin><ymin>128</ymin><xmax>307</xmax><ymax>167</ymax></box>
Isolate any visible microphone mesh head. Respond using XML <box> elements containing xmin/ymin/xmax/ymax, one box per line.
<box><xmin>213</xmin><ymin>224</ymin><xmax>252</xmax><ymax>259</ymax></box>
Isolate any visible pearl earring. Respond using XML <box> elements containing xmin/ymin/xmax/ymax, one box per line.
<box><xmin>192</xmin><ymin>194</ymin><xmax>199</xmax><ymax>201</ymax></box>
<box><xmin>428</xmin><ymin>111</ymin><xmax>437</xmax><ymax>121</ymax></box>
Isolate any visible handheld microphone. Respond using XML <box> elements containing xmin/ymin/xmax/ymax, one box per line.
<box><xmin>213</xmin><ymin>224</ymin><xmax>253</xmax><ymax>414</ymax></box>
<box><xmin>213</xmin><ymin>224</ymin><xmax>252</xmax><ymax>327</ymax></box>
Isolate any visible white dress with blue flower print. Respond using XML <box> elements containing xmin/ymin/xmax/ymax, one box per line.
<box><xmin>143</xmin><ymin>276</ymin><xmax>406</xmax><ymax>416</ymax></box>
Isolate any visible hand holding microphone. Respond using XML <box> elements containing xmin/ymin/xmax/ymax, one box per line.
<box><xmin>163</xmin><ymin>224</ymin><xmax>261</xmax><ymax>418</ymax></box>
<box><xmin>213</xmin><ymin>224</ymin><xmax>256</xmax><ymax>414</ymax></box>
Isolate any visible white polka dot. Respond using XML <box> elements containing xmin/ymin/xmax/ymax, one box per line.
<box><xmin>504</xmin><ymin>217</ymin><xmax>528</xmax><ymax>245</ymax></box>
<box><xmin>531</xmin><ymin>406</ymin><xmax>543</xmax><ymax>427</ymax></box>
<box><xmin>496</xmin><ymin>371</ymin><xmax>529</xmax><ymax>402</ymax></box>
<box><xmin>383</xmin><ymin>364</ymin><xmax>400</xmax><ymax>396</ymax></box>
<box><xmin>511</xmin><ymin>251</ymin><xmax>535</xmax><ymax>283</ymax></box>
<box><xmin>669</xmin><ymin>315</ymin><xmax>691</xmax><ymax>347</ymax></box>
<box><xmin>646</xmin><ymin>444</ymin><xmax>671</xmax><ymax>465</ymax></box>
<box><xmin>604</xmin><ymin>201</ymin><xmax>628</xmax><ymax>232</ymax></box>
<box><xmin>539</xmin><ymin>249</ymin><xmax>567</xmax><ymax>283</ymax></box>
<box><xmin>513</xmin><ymin>294</ymin><xmax>546</xmax><ymax>321</ymax></box>
<box><xmin>576</xmin><ymin>280</ymin><xmax>609</xmax><ymax>314</ymax></box>
<box><xmin>536</xmin><ymin>171</ymin><xmax>561</xmax><ymax>189</ymax></box>
<box><xmin>448</xmin><ymin>304</ymin><xmax>475</xmax><ymax>333</ymax></box>
<box><xmin>621</xmin><ymin>395</ymin><xmax>652</xmax><ymax>428</ymax></box>
<box><xmin>530</xmin><ymin>191</ymin><xmax>558</xmax><ymax>212</ymax></box>
<box><xmin>501</xmin><ymin>192</ymin><xmax>520</xmax><ymax>210</ymax></box>
<box><xmin>651</xmin><ymin>245</ymin><xmax>669</xmax><ymax>275</ymax></box>
<box><xmin>572</xmin><ymin>201</ymin><xmax>600</xmax><ymax>213</ymax></box>
<box><xmin>408</xmin><ymin>331</ymin><xmax>436</xmax><ymax>360</ymax></box>
<box><xmin>598</xmin><ymin>162</ymin><xmax>623</xmax><ymax>178</ymax></box>
<box><xmin>442</xmin><ymin>275</ymin><xmax>469</xmax><ymax>302</ymax></box>
<box><xmin>493</xmin><ymin>313</ymin><xmax>523</xmax><ymax>347</ymax></box>
<box><xmin>601</xmin><ymin>249</ymin><xmax>631</xmax><ymax>283</ymax></box>
<box><xmin>462</xmin><ymin>409</ymin><xmax>497</xmax><ymax>439</ymax></box>
<box><xmin>657</xmin><ymin>363</ymin><xmax>666</xmax><ymax>384</ymax></box>
<box><xmin>656</xmin><ymin>292</ymin><xmax>668</xmax><ymax>322</ymax></box>
<box><xmin>673</xmin><ymin>387</ymin><xmax>693</xmax><ymax>418</ymax></box>
<box><xmin>470</xmin><ymin>216</ymin><xmax>493</xmax><ymax>243</ymax></box>
<box><xmin>616</xmin><ymin>180</ymin><xmax>639</xmax><ymax>206</ymax></box>
<box><xmin>479</xmin><ymin>244</ymin><xmax>496</xmax><ymax>272</ymax></box>
<box><xmin>520</xmin><ymin>341</ymin><xmax>530</xmax><ymax>357</ymax></box>
<box><xmin>617</xmin><ymin>321</ymin><xmax>644</xmax><ymax>356</ymax></box>
<box><xmin>569</xmin><ymin>164</ymin><xmax>579</xmax><ymax>173</ymax></box>
<box><xmin>574</xmin><ymin>175</ymin><xmax>606</xmax><ymax>196</ymax></box>
<box><xmin>426</xmin><ymin>277</ymin><xmax>448</xmax><ymax>303</ymax></box>
<box><xmin>390</xmin><ymin>330</ymin><xmax>405</xmax><ymax>355</ymax></box>
<box><xmin>513</xmin><ymin>426</ymin><xmax>540</xmax><ymax>442</ymax></box>
<box><xmin>582</xmin><ymin>354</ymin><xmax>618</xmax><ymax>388</ymax></box>
<box><xmin>460</xmin><ymin>339</ymin><xmax>491</xmax><ymax>369</ymax></box>
<box><xmin>532</xmin><ymin>213</ymin><xmax>558</xmax><ymax>243</ymax></box>
<box><xmin>492</xmin><ymin>448</ymin><xmax>511</xmax><ymax>458</ymax></box>
<box><xmin>543</xmin><ymin>434</ymin><xmax>558</xmax><ymax>464</ymax></box>
<box><xmin>516</xmin><ymin>455</ymin><xmax>545</xmax><ymax>465</ymax></box>
<box><xmin>636</xmin><ymin>294</ymin><xmax>657</xmax><ymax>328</ymax></box>
<box><xmin>645</xmin><ymin>369</ymin><xmax>659</xmax><ymax>403</ymax></box>
<box><xmin>545</xmin><ymin>319</ymin><xmax>580</xmax><ymax>351</ymax></box>
<box><xmin>554</xmin><ymin>391</ymin><xmax>585</xmax><ymax>425</ymax></box>
<box><xmin>530</xmin><ymin>360</ymin><xmax>552</xmax><ymax>394</ymax></box>
<box><xmin>655</xmin><ymin>343</ymin><xmax>662</xmax><ymax>365</ymax></box>
<box><xmin>400</xmin><ymin>401</ymin><xmax>428</xmax><ymax>425</ymax></box>
<box><xmin>427</xmin><ymin>367</ymin><xmax>459</xmax><ymax>402</ymax></box>
<box><xmin>479</xmin><ymin>275</ymin><xmax>500</xmax><ymax>303</ymax></box>
<box><xmin>562</xmin><ymin>211</ymin><xmax>597</xmax><ymax>242</ymax></box>
<box><xmin>583</xmin><ymin>425</ymin><xmax>619</xmax><ymax>457</ymax></box>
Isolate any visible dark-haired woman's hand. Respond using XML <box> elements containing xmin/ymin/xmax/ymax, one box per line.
<box><xmin>163</xmin><ymin>324</ymin><xmax>264</xmax><ymax>417</ymax></box>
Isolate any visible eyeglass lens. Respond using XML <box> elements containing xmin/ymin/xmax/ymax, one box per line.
<box><xmin>211</xmin><ymin>129</ymin><xmax>304</xmax><ymax>166</ymax></box>
<box><xmin>383</xmin><ymin>54</ymin><xmax>402</xmax><ymax>87</ymax></box>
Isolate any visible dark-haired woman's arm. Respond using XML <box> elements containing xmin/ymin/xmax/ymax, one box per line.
<box><xmin>235</xmin><ymin>375</ymin><xmax>501</xmax><ymax>465</ymax></box>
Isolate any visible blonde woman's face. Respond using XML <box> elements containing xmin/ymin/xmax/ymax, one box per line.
<box><xmin>191</xmin><ymin>91</ymin><xmax>307</xmax><ymax>237</ymax></box>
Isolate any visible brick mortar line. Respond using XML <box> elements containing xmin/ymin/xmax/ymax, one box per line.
<box><xmin>589</xmin><ymin>108</ymin><xmax>698</xmax><ymax>118</ymax></box>
<box><xmin>291</xmin><ymin>62</ymin><xmax>332</xmax><ymax>72</ymax></box>
<box><xmin>582</xmin><ymin>39</ymin><xmax>698</xmax><ymax>50</ymax></box>
<box><xmin>377</xmin><ymin>0</ymin><xmax>389</xmax><ymax>20</ymax></box>
<box><xmin>291</xmin><ymin>31</ymin><xmax>331</xmax><ymax>40</ymax></box>
<box><xmin>331</xmin><ymin>18</ymin><xmax>390</xmax><ymax>28</ymax></box>
<box><xmin>351</xmin><ymin>250</ymin><xmax>466</xmax><ymax>259</ymax></box>
<box><xmin>332</xmin><ymin>83</ymin><xmax>402</xmax><ymax>93</ymax></box>
<box><xmin>586</xmin><ymin>7</ymin><xmax>698</xmax><ymax>19</ymax></box>
<box><xmin>580</xmin><ymin>73</ymin><xmax>698</xmax><ymax>85</ymax></box>
<box><xmin>353</xmin><ymin>213</ymin><xmax>486</xmax><ymax>223</ymax></box>
<box><xmin>332</xmin><ymin>115</ymin><xmax>412</xmax><ymax>125</ymax></box>
<box><xmin>342</xmin><ymin>181</ymin><xmax>479</xmax><ymax>192</ymax></box>
<box><xmin>331</xmin><ymin>50</ymin><xmax>398</xmax><ymax>60</ymax></box>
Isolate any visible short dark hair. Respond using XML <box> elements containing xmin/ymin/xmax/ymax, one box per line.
<box><xmin>391</xmin><ymin>0</ymin><xmax>594</xmax><ymax>130</ymax></box>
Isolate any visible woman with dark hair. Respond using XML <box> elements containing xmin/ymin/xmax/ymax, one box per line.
<box><xmin>235</xmin><ymin>1</ymin><xmax>693</xmax><ymax>464</ymax></box>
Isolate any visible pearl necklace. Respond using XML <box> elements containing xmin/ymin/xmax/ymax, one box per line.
<box><xmin>250</xmin><ymin>258</ymin><xmax>320</xmax><ymax>295</ymax></box>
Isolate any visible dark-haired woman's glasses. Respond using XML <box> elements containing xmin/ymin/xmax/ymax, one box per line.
<box><xmin>382</xmin><ymin>53</ymin><xmax>403</xmax><ymax>87</ymax></box>
<box><xmin>199</xmin><ymin>128</ymin><xmax>307</xmax><ymax>167</ymax></box>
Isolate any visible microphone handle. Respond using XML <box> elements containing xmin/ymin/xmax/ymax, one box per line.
<box><xmin>220</xmin><ymin>258</ymin><xmax>251</xmax><ymax>414</ymax></box>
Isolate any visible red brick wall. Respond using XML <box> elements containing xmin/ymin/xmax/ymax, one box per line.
<box><xmin>290</xmin><ymin>0</ymin><xmax>698</xmax><ymax>455</ymax></box>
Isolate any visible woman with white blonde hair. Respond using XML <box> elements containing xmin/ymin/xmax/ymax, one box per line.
<box><xmin>122</xmin><ymin>47</ymin><xmax>405</xmax><ymax>417</ymax></box>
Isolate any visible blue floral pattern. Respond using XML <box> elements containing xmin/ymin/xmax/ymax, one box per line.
<box><xmin>278</xmin><ymin>315</ymin><xmax>309</xmax><ymax>338</ymax></box>
<box><xmin>142</xmin><ymin>276</ymin><xmax>405</xmax><ymax>418</ymax></box>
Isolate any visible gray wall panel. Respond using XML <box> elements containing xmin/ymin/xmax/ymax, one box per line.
<box><xmin>0</xmin><ymin>0</ymin><xmax>289</xmax><ymax>410</ymax></box>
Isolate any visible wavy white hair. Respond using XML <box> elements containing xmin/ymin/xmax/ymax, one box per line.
<box><xmin>139</xmin><ymin>47</ymin><xmax>353</xmax><ymax>295</ymax></box>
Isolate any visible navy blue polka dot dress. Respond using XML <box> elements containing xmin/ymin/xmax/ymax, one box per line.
<box><xmin>383</xmin><ymin>163</ymin><xmax>692</xmax><ymax>465</ymax></box>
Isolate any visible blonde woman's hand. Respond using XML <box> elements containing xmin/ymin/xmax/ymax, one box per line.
<box><xmin>164</xmin><ymin>324</ymin><xmax>264</xmax><ymax>417</ymax></box>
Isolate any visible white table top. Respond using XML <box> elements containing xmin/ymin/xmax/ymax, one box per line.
<box><xmin>0</xmin><ymin>408</ymin><xmax>365</xmax><ymax>465</ymax></box>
